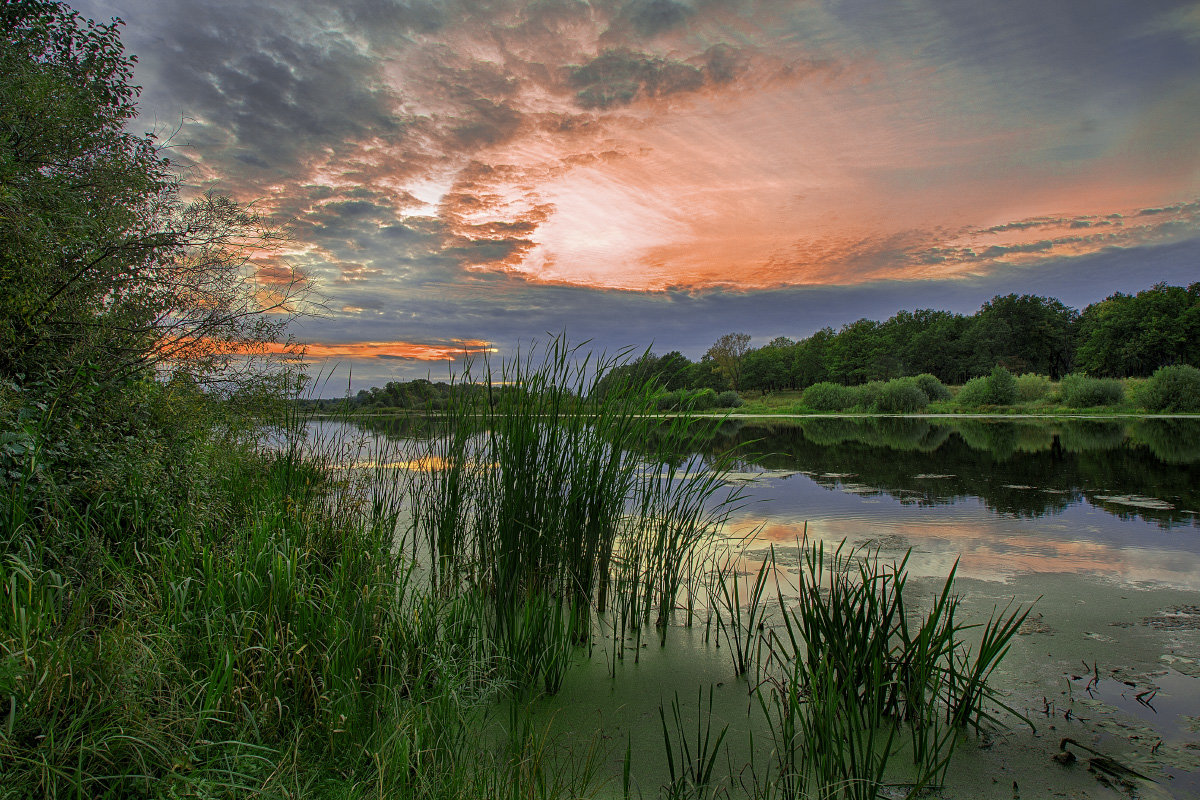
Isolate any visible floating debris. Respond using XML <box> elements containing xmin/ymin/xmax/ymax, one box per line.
<box><xmin>839</xmin><ymin>483</ymin><xmax>880</xmax><ymax>495</ymax></box>
<box><xmin>820</xmin><ymin>472</ymin><xmax>855</xmax><ymax>478</ymax></box>
<box><xmin>1018</xmin><ymin>613</ymin><xmax>1054</xmax><ymax>635</ymax></box>
<box><xmin>1143</xmin><ymin>606</ymin><xmax>1200</xmax><ymax>631</ymax></box>
<box><xmin>913</xmin><ymin>473</ymin><xmax>954</xmax><ymax>479</ymax></box>
<box><xmin>1003</xmin><ymin>484</ymin><xmax>1036</xmax><ymax>490</ymax></box>
<box><xmin>1093</xmin><ymin>494</ymin><xmax>1175</xmax><ymax>511</ymax></box>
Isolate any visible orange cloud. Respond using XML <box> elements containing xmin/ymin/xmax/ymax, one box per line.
<box><xmin>264</xmin><ymin>339</ymin><xmax>496</xmax><ymax>361</ymax></box>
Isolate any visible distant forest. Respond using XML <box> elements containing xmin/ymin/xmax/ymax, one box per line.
<box><xmin>342</xmin><ymin>282</ymin><xmax>1199</xmax><ymax>408</ymax></box>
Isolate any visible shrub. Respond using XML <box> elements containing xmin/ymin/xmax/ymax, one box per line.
<box><xmin>715</xmin><ymin>391</ymin><xmax>743</xmax><ymax>408</ymax></box>
<box><xmin>656</xmin><ymin>390</ymin><xmax>681</xmax><ymax>411</ymax></box>
<box><xmin>1015</xmin><ymin>373</ymin><xmax>1051</xmax><ymax>402</ymax></box>
<box><xmin>955</xmin><ymin>376</ymin><xmax>989</xmax><ymax>406</ymax></box>
<box><xmin>913</xmin><ymin>373</ymin><xmax>951</xmax><ymax>402</ymax></box>
<box><xmin>684</xmin><ymin>388</ymin><xmax>719</xmax><ymax>411</ymax></box>
<box><xmin>988</xmin><ymin>366</ymin><xmax>1018</xmax><ymax>405</ymax></box>
<box><xmin>851</xmin><ymin>381</ymin><xmax>884</xmax><ymax>410</ymax></box>
<box><xmin>801</xmin><ymin>382</ymin><xmax>856</xmax><ymax>411</ymax></box>
<box><xmin>1137</xmin><ymin>364</ymin><xmax>1200</xmax><ymax>412</ymax></box>
<box><xmin>874</xmin><ymin>379</ymin><xmax>929</xmax><ymax>413</ymax></box>
<box><xmin>956</xmin><ymin>366</ymin><xmax>1017</xmax><ymax>407</ymax></box>
<box><xmin>1059</xmin><ymin>374</ymin><xmax>1124</xmax><ymax>407</ymax></box>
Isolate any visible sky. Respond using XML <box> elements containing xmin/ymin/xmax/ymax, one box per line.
<box><xmin>76</xmin><ymin>0</ymin><xmax>1200</xmax><ymax>392</ymax></box>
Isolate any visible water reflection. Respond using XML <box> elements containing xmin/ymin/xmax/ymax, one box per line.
<box><xmin>674</xmin><ymin>417</ymin><xmax>1200</xmax><ymax>527</ymax></box>
<box><xmin>345</xmin><ymin>414</ymin><xmax>1200</xmax><ymax>588</ymax></box>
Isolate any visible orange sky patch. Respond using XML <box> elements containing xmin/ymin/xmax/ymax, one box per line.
<box><xmin>264</xmin><ymin>340</ymin><xmax>496</xmax><ymax>361</ymax></box>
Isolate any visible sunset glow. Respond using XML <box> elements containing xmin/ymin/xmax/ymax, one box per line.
<box><xmin>77</xmin><ymin>0</ymin><xmax>1200</xmax><ymax>387</ymax></box>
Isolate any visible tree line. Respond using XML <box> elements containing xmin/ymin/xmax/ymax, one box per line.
<box><xmin>605</xmin><ymin>283</ymin><xmax>1200</xmax><ymax>395</ymax></box>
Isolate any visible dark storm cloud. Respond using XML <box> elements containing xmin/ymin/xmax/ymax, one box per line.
<box><xmin>619</xmin><ymin>0</ymin><xmax>693</xmax><ymax>38</ymax></box>
<box><xmin>568</xmin><ymin>48</ymin><xmax>710</xmax><ymax>108</ymax></box>
<box><xmin>126</xmin><ymin>2</ymin><xmax>401</xmax><ymax>173</ymax></box>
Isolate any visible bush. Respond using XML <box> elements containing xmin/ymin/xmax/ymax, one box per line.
<box><xmin>1015</xmin><ymin>373</ymin><xmax>1051</xmax><ymax>402</ymax></box>
<box><xmin>988</xmin><ymin>366</ymin><xmax>1018</xmax><ymax>405</ymax></box>
<box><xmin>1137</xmin><ymin>364</ymin><xmax>1200</xmax><ymax>412</ymax></box>
<box><xmin>956</xmin><ymin>366</ymin><xmax>1017</xmax><ymax>407</ymax></box>
<box><xmin>715</xmin><ymin>390</ymin><xmax>743</xmax><ymax>408</ymax></box>
<box><xmin>913</xmin><ymin>373</ymin><xmax>951</xmax><ymax>402</ymax></box>
<box><xmin>851</xmin><ymin>380</ymin><xmax>885</xmax><ymax>410</ymax></box>
<box><xmin>1059</xmin><ymin>374</ymin><xmax>1124</xmax><ymax>407</ymax></box>
<box><xmin>801</xmin><ymin>382</ymin><xmax>856</xmax><ymax>411</ymax></box>
<box><xmin>656</xmin><ymin>390</ymin><xmax>681</xmax><ymax>411</ymax></box>
<box><xmin>684</xmin><ymin>388</ymin><xmax>719</xmax><ymax>411</ymax></box>
<box><xmin>874</xmin><ymin>379</ymin><xmax>929</xmax><ymax>413</ymax></box>
<box><xmin>955</xmin><ymin>376</ymin><xmax>989</xmax><ymax>406</ymax></box>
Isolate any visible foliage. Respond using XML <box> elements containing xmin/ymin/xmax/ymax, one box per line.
<box><xmin>956</xmin><ymin>366</ymin><xmax>1017</xmax><ymax>407</ymax></box>
<box><xmin>1058</xmin><ymin>373</ymin><xmax>1125</xmax><ymax>407</ymax></box>
<box><xmin>913</xmin><ymin>373</ymin><xmax>951</xmax><ymax>402</ymax></box>
<box><xmin>0</xmin><ymin>1</ymin><xmax>304</xmax><ymax>394</ymax></box>
<box><xmin>1137</xmin><ymin>364</ymin><xmax>1200</xmax><ymax>412</ymax></box>
<box><xmin>964</xmin><ymin>294</ymin><xmax>1078</xmax><ymax>378</ymax></box>
<box><xmin>1014</xmin><ymin>372</ymin><xmax>1051</xmax><ymax>402</ymax></box>
<box><xmin>874</xmin><ymin>378</ymin><xmax>929</xmax><ymax>413</ymax></box>
<box><xmin>851</xmin><ymin>380</ymin><xmax>885</xmax><ymax>410</ymax></box>
<box><xmin>704</xmin><ymin>332</ymin><xmax>752</xmax><ymax>391</ymax></box>
<box><xmin>1076</xmin><ymin>283</ymin><xmax>1200</xmax><ymax>377</ymax></box>
<box><xmin>801</xmin><ymin>382</ymin><xmax>856</xmax><ymax>411</ymax></box>
<box><xmin>714</xmin><ymin>390</ymin><xmax>742</xmax><ymax>408</ymax></box>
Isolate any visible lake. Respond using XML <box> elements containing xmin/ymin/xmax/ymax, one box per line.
<box><xmin>340</xmin><ymin>414</ymin><xmax>1200</xmax><ymax>798</ymax></box>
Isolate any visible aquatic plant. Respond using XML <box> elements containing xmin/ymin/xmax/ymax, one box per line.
<box><xmin>403</xmin><ymin>338</ymin><xmax>740</xmax><ymax>692</ymax></box>
<box><xmin>742</xmin><ymin>540</ymin><xmax>1031</xmax><ymax>798</ymax></box>
<box><xmin>659</xmin><ymin>687</ymin><xmax>730</xmax><ymax>799</ymax></box>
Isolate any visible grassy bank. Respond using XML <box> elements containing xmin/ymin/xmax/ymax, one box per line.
<box><xmin>1</xmin><ymin>345</ymin><xmax>1036</xmax><ymax>799</ymax></box>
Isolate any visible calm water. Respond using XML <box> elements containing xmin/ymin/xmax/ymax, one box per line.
<box><xmin>340</xmin><ymin>414</ymin><xmax>1200</xmax><ymax>796</ymax></box>
<box><xmin>351</xmin><ymin>414</ymin><xmax>1200</xmax><ymax>588</ymax></box>
<box><xmin>677</xmin><ymin>416</ymin><xmax>1200</xmax><ymax>588</ymax></box>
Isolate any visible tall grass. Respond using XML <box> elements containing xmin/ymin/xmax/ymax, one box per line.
<box><xmin>0</xmin><ymin>381</ymin><xmax>626</xmax><ymax>798</ymax></box>
<box><xmin>402</xmin><ymin>338</ymin><xmax>741</xmax><ymax>691</ymax></box>
<box><xmin>703</xmin><ymin>540</ymin><xmax>1034</xmax><ymax>799</ymax></box>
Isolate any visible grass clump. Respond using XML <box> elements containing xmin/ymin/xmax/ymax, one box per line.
<box><xmin>1059</xmin><ymin>373</ymin><xmax>1125</xmax><ymax>407</ymax></box>
<box><xmin>1137</xmin><ymin>364</ymin><xmax>1200</xmax><ymax>412</ymax></box>
<box><xmin>403</xmin><ymin>339</ymin><xmax>738</xmax><ymax>691</ymax></box>
<box><xmin>746</xmin><ymin>542</ymin><xmax>1031</xmax><ymax>799</ymax></box>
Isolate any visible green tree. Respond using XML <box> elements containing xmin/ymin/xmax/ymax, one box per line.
<box><xmin>655</xmin><ymin>350</ymin><xmax>693</xmax><ymax>390</ymax></box>
<box><xmin>0</xmin><ymin>0</ymin><xmax>303</xmax><ymax>394</ymax></box>
<box><xmin>964</xmin><ymin>294</ymin><xmax>1077</xmax><ymax>378</ymax></box>
<box><xmin>704</xmin><ymin>332</ymin><xmax>752</xmax><ymax>390</ymax></box>
<box><xmin>1076</xmin><ymin>283</ymin><xmax>1200</xmax><ymax>377</ymax></box>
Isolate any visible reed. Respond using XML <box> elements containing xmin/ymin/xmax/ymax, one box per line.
<box><xmin>402</xmin><ymin>337</ymin><xmax>740</xmax><ymax>691</ymax></box>
<box><xmin>659</xmin><ymin>686</ymin><xmax>730</xmax><ymax>799</ymax></box>
<box><xmin>734</xmin><ymin>538</ymin><xmax>1032</xmax><ymax>798</ymax></box>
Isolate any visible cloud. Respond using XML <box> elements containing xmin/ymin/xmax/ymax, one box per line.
<box><xmin>68</xmin><ymin>0</ymin><xmax>1200</xmax><ymax>392</ymax></box>
<box><xmin>270</xmin><ymin>339</ymin><xmax>496</xmax><ymax>361</ymax></box>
